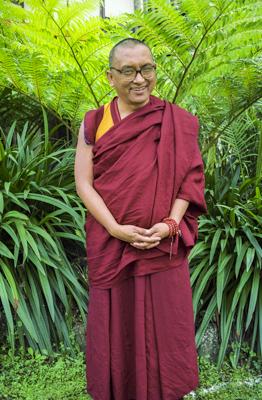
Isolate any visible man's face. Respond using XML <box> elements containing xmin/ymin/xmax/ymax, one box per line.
<box><xmin>107</xmin><ymin>45</ymin><xmax>156</xmax><ymax>108</ymax></box>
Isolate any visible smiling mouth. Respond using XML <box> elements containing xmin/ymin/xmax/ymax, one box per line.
<box><xmin>131</xmin><ymin>86</ymin><xmax>147</xmax><ymax>92</ymax></box>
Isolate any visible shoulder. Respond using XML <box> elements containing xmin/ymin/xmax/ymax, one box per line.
<box><xmin>84</xmin><ymin>104</ymin><xmax>105</xmax><ymax>130</ymax></box>
<box><xmin>83</xmin><ymin>103</ymin><xmax>107</xmax><ymax>145</ymax></box>
<box><xmin>169</xmin><ymin>101</ymin><xmax>199</xmax><ymax>137</ymax></box>
<box><xmin>152</xmin><ymin>96</ymin><xmax>199</xmax><ymax>130</ymax></box>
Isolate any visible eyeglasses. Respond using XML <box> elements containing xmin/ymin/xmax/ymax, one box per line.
<box><xmin>110</xmin><ymin>64</ymin><xmax>156</xmax><ymax>81</ymax></box>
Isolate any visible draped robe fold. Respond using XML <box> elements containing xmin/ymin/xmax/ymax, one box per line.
<box><xmin>84</xmin><ymin>96</ymin><xmax>207</xmax><ymax>289</ymax></box>
<box><xmin>84</xmin><ymin>96</ymin><xmax>207</xmax><ymax>400</ymax></box>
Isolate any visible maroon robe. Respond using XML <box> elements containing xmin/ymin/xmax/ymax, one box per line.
<box><xmin>84</xmin><ymin>96</ymin><xmax>207</xmax><ymax>400</ymax></box>
<box><xmin>84</xmin><ymin>96</ymin><xmax>207</xmax><ymax>289</ymax></box>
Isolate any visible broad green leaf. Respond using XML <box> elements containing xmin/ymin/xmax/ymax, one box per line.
<box><xmin>217</xmin><ymin>302</ymin><xmax>235</xmax><ymax>368</ymax></box>
<box><xmin>236</xmin><ymin>284</ymin><xmax>249</xmax><ymax>336</ymax></box>
<box><xmin>243</xmin><ymin>226</ymin><xmax>262</xmax><ymax>259</ymax></box>
<box><xmin>193</xmin><ymin>264</ymin><xmax>216</xmax><ymax>317</ymax></box>
<box><xmin>220</xmin><ymin>238</ymin><xmax>227</xmax><ymax>252</ymax></box>
<box><xmin>3</xmin><ymin>191</ymin><xmax>30</xmax><ymax>212</ymax></box>
<box><xmin>4</xmin><ymin>211</ymin><xmax>29</xmax><ymax>221</ymax></box>
<box><xmin>30</xmin><ymin>310</ymin><xmax>53</xmax><ymax>353</ymax></box>
<box><xmin>0</xmin><ymin>191</ymin><xmax>4</xmax><ymax>214</ymax></box>
<box><xmin>251</xmin><ymin>308</ymin><xmax>259</xmax><ymax>352</ymax></box>
<box><xmin>195</xmin><ymin>294</ymin><xmax>217</xmax><ymax>347</ymax></box>
<box><xmin>4</xmin><ymin>182</ymin><xmax>11</xmax><ymax>195</ymax></box>
<box><xmin>55</xmin><ymin>232</ymin><xmax>84</xmax><ymax>242</ymax></box>
<box><xmin>258</xmin><ymin>290</ymin><xmax>262</xmax><ymax>355</ymax></box>
<box><xmin>0</xmin><ymin>241</ymin><xmax>14</xmax><ymax>259</ymax></box>
<box><xmin>190</xmin><ymin>255</ymin><xmax>209</xmax><ymax>286</ymax></box>
<box><xmin>189</xmin><ymin>241</ymin><xmax>209</xmax><ymax>260</ymax></box>
<box><xmin>37</xmin><ymin>267</ymin><xmax>55</xmax><ymax>322</ymax></box>
<box><xmin>6</xmin><ymin>121</ymin><xmax>16</xmax><ymax>148</ymax></box>
<box><xmin>235</xmin><ymin>241</ymin><xmax>248</xmax><ymax>278</ymax></box>
<box><xmin>16</xmin><ymin>291</ymin><xmax>39</xmax><ymax>343</ymax></box>
<box><xmin>232</xmin><ymin>268</ymin><xmax>253</xmax><ymax>310</ymax></box>
<box><xmin>54</xmin><ymin>269</ymin><xmax>69</xmax><ymax>310</ymax></box>
<box><xmin>19</xmin><ymin>193</ymin><xmax>82</xmax><ymax>224</ymax></box>
<box><xmin>0</xmin><ymin>259</ymin><xmax>19</xmax><ymax>301</ymax></box>
<box><xmin>1</xmin><ymin>223</ymin><xmax>19</xmax><ymax>247</ymax></box>
<box><xmin>217</xmin><ymin>254</ymin><xmax>232</xmax><ymax>312</ymax></box>
<box><xmin>217</xmin><ymin>253</ymin><xmax>232</xmax><ymax>273</ymax></box>
<box><xmin>13</xmin><ymin>243</ymin><xmax>20</xmax><ymax>267</ymax></box>
<box><xmin>209</xmin><ymin>228</ymin><xmax>222</xmax><ymax>265</ymax></box>
<box><xmin>218</xmin><ymin>268</ymin><xmax>252</xmax><ymax>366</ymax></box>
<box><xmin>235</xmin><ymin>236</ymin><xmax>242</xmax><ymax>256</ymax></box>
<box><xmin>245</xmin><ymin>268</ymin><xmax>260</xmax><ymax>330</ymax></box>
<box><xmin>27</xmin><ymin>249</ymin><xmax>46</xmax><ymax>276</ymax></box>
<box><xmin>27</xmin><ymin>271</ymin><xmax>41</xmax><ymax>318</ymax></box>
<box><xmin>0</xmin><ymin>274</ymin><xmax>14</xmax><ymax>337</ymax></box>
<box><xmin>245</xmin><ymin>247</ymin><xmax>255</xmax><ymax>271</ymax></box>
<box><xmin>36</xmin><ymin>240</ymin><xmax>60</xmax><ymax>269</ymax></box>
<box><xmin>15</xmin><ymin>221</ymin><xmax>28</xmax><ymax>262</ymax></box>
<box><xmin>25</xmin><ymin>230</ymin><xmax>41</xmax><ymax>259</ymax></box>
<box><xmin>29</xmin><ymin>225</ymin><xmax>59</xmax><ymax>255</ymax></box>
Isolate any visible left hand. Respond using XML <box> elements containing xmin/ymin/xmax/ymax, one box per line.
<box><xmin>130</xmin><ymin>223</ymin><xmax>169</xmax><ymax>250</ymax></box>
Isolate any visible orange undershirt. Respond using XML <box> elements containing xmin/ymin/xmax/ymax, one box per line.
<box><xmin>95</xmin><ymin>102</ymin><xmax>114</xmax><ymax>142</ymax></box>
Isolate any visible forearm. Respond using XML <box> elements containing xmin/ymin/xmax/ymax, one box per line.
<box><xmin>76</xmin><ymin>183</ymin><xmax>118</xmax><ymax>235</ymax></box>
<box><xmin>169</xmin><ymin>198</ymin><xmax>189</xmax><ymax>224</ymax></box>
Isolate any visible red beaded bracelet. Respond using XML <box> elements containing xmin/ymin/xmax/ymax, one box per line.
<box><xmin>162</xmin><ymin>217</ymin><xmax>182</xmax><ymax>260</ymax></box>
<box><xmin>162</xmin><ymin>217</ymin><xmax>182</xmax><ymax>237</ymax></box>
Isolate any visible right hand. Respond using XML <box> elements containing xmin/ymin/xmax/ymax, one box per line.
<box><xmin>110</xmin><ymin>224</ymin><xmax>161</xmax><ymax>249</ymax></box>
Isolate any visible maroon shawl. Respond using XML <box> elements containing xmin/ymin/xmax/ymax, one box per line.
<box><xmin>84</xmin><ymin>96</ymin><xmax>207</xmax><ymax>289</ymax></box>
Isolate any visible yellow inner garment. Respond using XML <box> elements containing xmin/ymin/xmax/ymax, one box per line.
<box><xmin>95</xmin><ymin>102</ymin><xmax>114</xmax><ymax>142</ymax></box>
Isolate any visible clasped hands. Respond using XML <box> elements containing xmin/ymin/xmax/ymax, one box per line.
<box><xmin>111</xmin><ymin>223</ymin><xmax>170</xmax><ymax>250</ymax></box>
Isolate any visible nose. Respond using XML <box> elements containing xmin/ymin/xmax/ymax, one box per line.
<box><xmin>133</xmin><ymin>71</ymin><xmax>145</xmax><ymax>83</ymax></box>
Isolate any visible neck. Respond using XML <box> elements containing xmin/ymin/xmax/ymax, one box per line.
<box><xmin>117</xmin><ymin>97</ymin><xmax>150</xmax><ymax>118</ymax></box>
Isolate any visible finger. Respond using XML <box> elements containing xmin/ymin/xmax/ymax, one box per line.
<box><xmin>134</xmin><ymin>234</ymin><xmax>161</xmax><ymax>243</ymax></box>
<box><xmin>135</xmin><ymin>227</ymin><xmax>158</xmax><ymax>237</ymax></box>
<box><xmin>134</xmin><ymin>227</ymin><xmax>148</xmax><ymax>235</ymax></box>
<box><xmin>145</xmin><ymin>227</ymin><xmax>155</xmax><ymax>236</ymax></box>
<box><xmin>137</xmin><ymin>241</ymin><xmax>160</xmax><ymax>250</ymax></box>
<box><xmin>144</xmin><ymin>242</ymin><xmax>160</xmax><ymax>250</ymax></box>
<box><xmin>131</xmin><ymin>241</ymin><xmax>160</xmax><ymax>249</ymax></box>
<box><xmin>151</xmin><ymin>232</ymin><xmax>162</xmax><ymax>239</ymax></box>
<box><xmin>130</xmin><ymin>242</ymin><xmax>146</xmax><ymax>250</ymax></box>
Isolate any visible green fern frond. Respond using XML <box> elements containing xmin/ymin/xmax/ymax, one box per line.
<box><xmin>220</xmin><ymin>115</ymin><xmax>258</xmax><ymax>178</ymax></box>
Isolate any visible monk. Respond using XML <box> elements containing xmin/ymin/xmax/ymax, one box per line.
<box><xmin>74</xmin><ymin>38</ymin><xmax>207</xmax><ymax>400</ymax></box>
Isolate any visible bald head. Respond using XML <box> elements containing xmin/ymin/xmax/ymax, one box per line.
<box><xmin>109</xmin><ymin>38</ymin><xmax>153</xmax><ymax>67</ymax></box>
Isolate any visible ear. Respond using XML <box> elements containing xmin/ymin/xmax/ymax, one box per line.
<box><xmin>106</xmin><ymin>70</ymin><xmax>114</xmax><ymax>87</ymax></box>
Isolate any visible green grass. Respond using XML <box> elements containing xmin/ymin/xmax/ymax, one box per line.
<box><xmin>186</xmin><ymin>356</ymin><xmax>262</xmax><ymax>399</ymax></box>
<box><xmin>0</xmin><ymin>341</ymin><xmax>261</xmax><ymax>400</ymax></box>
<box><xmin>0</xmin><ymin>344</ymin><xmax>91</xmax><ymax>400</ymax></box>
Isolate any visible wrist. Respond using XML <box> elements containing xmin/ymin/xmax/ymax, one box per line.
<box><xmin>168</xmin><ymin>215</ymin><xmax>181</xmax><ymax>224</ymax></box>
<box><xmin>162</xmin><ymin>217</ymin><xmax>181</xmax><ymax>238</ymax></box>
<box><xmin>160</xmin><ymin>222</ymin><xmax>170</xmax><ymax>239</ymax></box>
<box><xmin>108</xmin><ymin>222</ymin><xmax>121</xmax><ymax>238</ymax></box>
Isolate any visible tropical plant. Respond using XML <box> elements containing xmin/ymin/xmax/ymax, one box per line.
<box><xmin>0</xmin><ymin>0</ymin><xmax>261</xmax><ymax>142</ymax></box>
<box><xmin>189</xmin><ymin>111</ymin><xmax>262</xmax><ymax>368</ymax></box>
<box><xmin>0</xmin><ymin>0</ymin><xmax>261</xmax><ymax>367</ymax></box>
<box><xmin>0</xmin><ymin>113</ymin><xmax>87</xmax><ymax>354</ymax></box>
<box><xmin>129</xmin><ymin>0</ymin><xmax>262</xmax><ymax>155</ymax></box>
<box><xmin>191</xmin><ymin>172</ymin><xmax>261</xmax><ymax>368</ymax></box>
<box><xmin>0</xmin><ymin>0</ymin><xmax>117</xmax><ymax>132</ymax></box>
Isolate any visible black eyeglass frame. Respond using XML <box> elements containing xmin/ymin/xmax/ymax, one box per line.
<box><xmin>109</xmin><ymin>64</ymin><xmax>156</xmax><ymax>80</ymax></box>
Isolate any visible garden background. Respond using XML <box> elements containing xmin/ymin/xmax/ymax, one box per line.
<box><xmin>0</xmin><ymin>0</ymin><xmax>261</xmax><ymax>398</ymax></box>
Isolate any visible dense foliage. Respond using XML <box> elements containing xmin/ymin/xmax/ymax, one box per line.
<box><xmin>189</xmin><ymin>113</ymin><xmax>262</xmax><ymax>367</ymax></box>
<box><xmin>0</xmin><ymin>113</ymin><xmax>87</xmax><ymax>353</ymax></box>
<box><xmin>0</xmin><ymin>341</ymin><xmax>261</xmax><ymax>399</ymax></box>
<box><xmin>0</xmin><ymin>0</ymin><xmax>261</xmax><ymax>366</ymax></box>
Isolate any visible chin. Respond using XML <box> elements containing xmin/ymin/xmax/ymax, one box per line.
<box><xmin>129</xmin><ymin>94</ymin><xmax>150</xmax><ymax>105</ymax></box>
